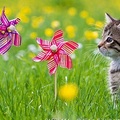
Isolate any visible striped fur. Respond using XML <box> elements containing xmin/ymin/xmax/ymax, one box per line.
<box><xmin>98</xmin><ymin>14</ymin><xmax>120</xmax><ymax>101</ymax></box>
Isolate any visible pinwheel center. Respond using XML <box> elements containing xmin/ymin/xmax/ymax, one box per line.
<box><xmin>0</xmin><ymin>30</ymin><xmax>5</xmax><ymax>34</ymax></box>
<box><xmin>50</xmin><ymin>45</ymin><xmax>57</xmax><ymax>52</ymax></box>
<box><xmin>7</xmin><ymin>25</ymin><xmax>16</xmax><ymax>32</ymax></box>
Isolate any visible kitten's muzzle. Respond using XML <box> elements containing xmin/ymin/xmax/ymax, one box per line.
<box><xmin>98</xmin><ymin>42</ymin><xmax>104</xmax><ymax>48</ymax></box>
<box><xmin>98</xmin><ymin>44</ymin><xmax>101</xmax><ymax>48</ymax></box>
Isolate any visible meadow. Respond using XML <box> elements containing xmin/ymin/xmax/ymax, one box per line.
<box><xmin>1</xmin><ymin>0</ymin><xmax>120</xmax><ymax>119</ymax></box>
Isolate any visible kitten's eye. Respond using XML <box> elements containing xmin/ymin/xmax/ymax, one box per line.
<box><xmin>106</xmin><ymin>37</ymin><xmax>113</xmax><ymax>43</ymax></box>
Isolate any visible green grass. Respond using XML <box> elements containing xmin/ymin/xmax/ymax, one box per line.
<box><xmin>1</xmin><ymin>44</ymin><xmax>120</xmax><ymax>119</ymax></box>
<box><xmin>1</xmin><ymin>0</ymin><xmax>120</xmax><ymax>119</ymax></box>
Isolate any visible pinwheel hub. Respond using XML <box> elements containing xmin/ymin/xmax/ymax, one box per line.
<box><xmin>7</xmin><ymin>25</ymin><xmax>16</xmax><ymax>32</ymax></box>
<box><xmin>0</xmin><ymin>30</ymin><xmax>5</xmax><ymax>34</ymax></box>
<box><xmin>50</xmin><ymin>44</ymin><xmax>57</xmax><ymax>52</ymax></box>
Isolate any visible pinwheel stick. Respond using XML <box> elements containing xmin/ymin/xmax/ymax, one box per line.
<box><xmin>54</xmin><ymin>72</ymin><xmax>57</xmax><ymax>100</ymax></box>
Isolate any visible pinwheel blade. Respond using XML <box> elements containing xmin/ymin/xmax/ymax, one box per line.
<box><xmin>59</xmin><ymin>54</ymin><xmax>72</xmax><ymax>69</ymax></box>
<box><xmin>0</xmin><ymin>37</ymin><xmax>12</xmax><ymax>54</ymax></box>
<box><xmin>9</xmin><ymin>18</ymin><xmax>20</xmax><ymax>26</ymax></box>
<box><xmin>33</xmin><ymin>51</ymin><xmax>52</xmax><ymax>62</ymax></box>
<box><xmin>0</xmin><ymin>7</ymin><xmax>10</xmax><ymax>26</ymax></box>
<box><xmin>0</xmin><ymin>32</ymin><xmax>9</xmax><ymax>40</ymax></box>
<box><xmin>12</xmin><ymin>32</ymin><xmax>21</xmax><ymax>46</ymax></box>
<box><xmin>52</xmin><ymin>30</ymin><xmax>64</xmax><ymax>45</ymax></box>
<box><xmin>53</xmin><ymin>54</ymin><xmax>60</xmax><ymax>64</ymax></box>
<box><xmin>36</xmin><ymin>38</ymin><xmax>51</xmax><ymax>51</ymax></box>
<box><xmin>61</xmin><ymin>41</ymin><xmax>78</xmax><ymax>55</ymax></box>
<box><xmin>47</xmin><ymin>57</ymin><xmax>57</xmax><ymax>75</ymax></box>
<box><xmin>0</xmin><ymin>25</ymin><xmax>6</xmax><ymax>31</ymax></box>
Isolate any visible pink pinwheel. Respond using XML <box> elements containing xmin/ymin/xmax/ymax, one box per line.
<box><xmin>0</xmin><ymin>7</ymin><xmax>21</xmax><ymax>54</ymax></box>
<box><xmin>33</xmin><ymin>30</ymin><xmax>78</xmax><ymax>75</ymax></box>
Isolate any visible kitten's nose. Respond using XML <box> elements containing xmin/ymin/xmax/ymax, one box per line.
<box><xmin>98</xmin><ymin>41</ymin><xmax>104</xmax><ymax>48</ymax></box>
<box><xmin>98</xmin><ymin>44</ymin><xmax>101</xmax><ymax>48</ymax></box>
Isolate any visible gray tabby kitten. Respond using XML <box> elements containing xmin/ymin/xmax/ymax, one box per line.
<box><xmin>98</xmin><ymin>13</ymin><xmax>120</xmax><ymax>104</ymax></box>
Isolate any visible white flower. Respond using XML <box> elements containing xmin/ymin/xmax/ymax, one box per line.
<box><xmin>16</xmin><ymin>50</ymin><xmax>25</xmax><ymax>59</ymax></box>
<box><xmin>78</xmin><ymin>43</ymin><xmax>83</xmax><ymax>49</ymax></box>
<box><xmin>65</xmin><ymin>76</ymin><xmax>68</xmax><ymax>83</ymax></box>
<box><xmin>2</xmin><ymin>53</ymin><xmax>9</xmax><ymax>61</ymax></box>
<box><xmin>70</xmin><ymin>53</ymin><xmax>76</xmax><ymax>59</ymax></box>
<box><xmin>28</xmin><ymin>44</ymin><xmax>42</xmax><ymax>53</ymax></box>
<box><xmin>31</xmin><ymin>65</ymin><xmax>36</xmax><ymax>69</ymax></box>
<box><xmin>28</xmin><ymin>44</ymin><xmax>38</xmax><ymax>52</ymax></box>
<box><xmin>51</xmin><ymin>20</ymin><xmax>60</xmax><ymax>28</ymax></box>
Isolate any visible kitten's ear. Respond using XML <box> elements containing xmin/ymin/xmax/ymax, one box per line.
<box><xmin>105</xmin><ymin>13</ymin><xmax>115</xmax><ymax>24</ymax></box>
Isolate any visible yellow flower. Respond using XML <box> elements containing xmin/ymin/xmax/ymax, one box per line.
<box><xmin>16</xmin><ymin>7</ymin><xmax>31</xmax><ymax>23</ymax></box>
<box><xmin>80</xmin><ymin>10</ymin><xmax>89</xmax><ymax>19</ymax></box>
<box><xmin>43</xmin><ymin>6</ymin><xmax>54</xmax><ymax>14</ymax></box>
<box><xmin>5</xmin><ymin>7</ymin><xmax>11</xmax><ymax>17</ymax></box>
<box><xmin>17</xmin><ymin>13</ymin><xmax>29</xmax><ymax>23</ymax></box>
<box><xmin>30</xmin><ymin>32</ymin><xmax>38</xmax><ymax>39</ymax></box>
<box><xmin>68</xmin><ymin>7</ymin><xmax>77</xmax><ymax>16</ymax></box>
<box><xmin>31</xmin><ymin>16</ymin><xmax>44</xmax><ymax>28</ymax></box>
<box><xmin>29</xmin><ymin>52</ymin><xmax>35</xmax><ymax>58</ymax></box>
<box><xmin>59</xmin><ymin>83</ymin><xmax>78</xmax><ymax>101</ymax></box>
<box><xmin>66</xmin><ymin>25</ymin><xmax>76</xmax><ymax>38</ymax></box>
<box><xmin>86</xmin><ymin>17</ymin><xmax>95</xmax><ymax>25</ymax></box>
<box><xmin>84</xmin><ymin>30</ymin><xmax>98</xmax><ymax>40</ymax></box>
<box><xmin>66</xmin><ymin>25</ymin><xmax>76</xmax><ymax>33</ymax></box>
<box><xmin>95</xmin><ymin>21</ymin><xmax>104</xmax><ymax>28</ymax></box>
<box><xmin>45</xmin><ymin>28</ymin><xmax>54</xmax><ymax>37</ymax></box>
<box><xmin>51</xmin><ymin>20</ymin><xmax>60</xmax><ymax>28</ymax></box>
<box><xmin>22</xmin><ymin>7</ymin><xmax>31</xmax><ymax>15</ymax></box>
<box><xmin>92</xmin><ymin>32</ymin><xmax>98</xmax><ymax>39</ymax></box>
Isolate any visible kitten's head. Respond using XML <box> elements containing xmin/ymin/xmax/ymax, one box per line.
<box><xmin>98</xmin><ymin>13</ymin><xmax>120</xmax><ymax>59</ymax></box>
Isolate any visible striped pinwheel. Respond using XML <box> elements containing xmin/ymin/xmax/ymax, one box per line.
<box><xmin>33</xmin><ymin>30</ymin><xmax>78</xmax><ymax>75</ymax></box>
<box><xmin>0</xmin><ymin>7</ymin><xmax>21</xmax><ymax>54</ymax></box>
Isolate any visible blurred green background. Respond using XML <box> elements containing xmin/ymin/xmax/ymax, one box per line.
<box><xmin>1</xmin><ymin>0</ymin><xmax>120</xmax><ymax>48</ymax></box>
<box><xmin>1</xmin><ymin>0</ymin><xmax>120</xmax><ymax>46</ymax></box>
